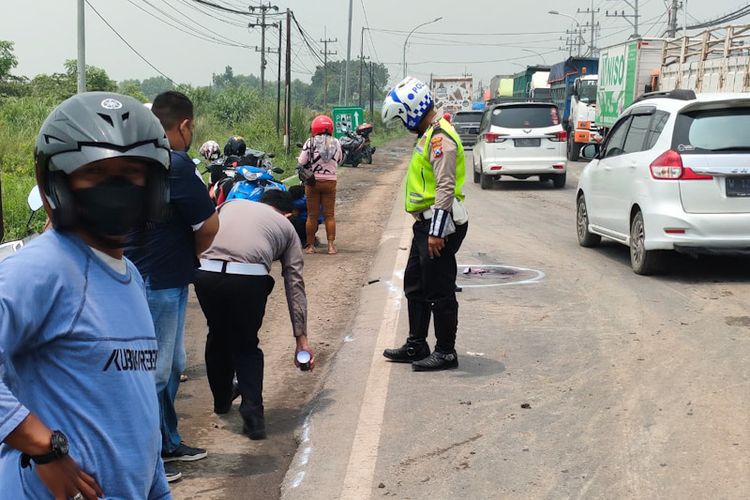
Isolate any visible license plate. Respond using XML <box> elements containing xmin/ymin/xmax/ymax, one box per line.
<box><xmin>514</xmin><ymin>138</ymin><xmax>541</xmax><ymax>147</ymax></box>
<box><xmin>726</xmin><ymin>177</ymin><xmax>750</xmax><ymax>197</ymax></box>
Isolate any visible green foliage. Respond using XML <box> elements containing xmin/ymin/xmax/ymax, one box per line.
<box><xmin>0</xmin><ymin>41</ymin><xmax>18</xmax><ymax>81</ymax></box>
<box><xmin>118</xmin><ymin>80</ymin><xmax>147</xmax><ymax>102</ymax></box>
<box><xmin>141</xmin><ymin>76</ymin><xmax>174</xmax><ymax>100</ymax></box>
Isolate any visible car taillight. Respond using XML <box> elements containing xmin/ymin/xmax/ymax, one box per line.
<box><xmin>649</xmin><ymin>150</ymin><xmax>713</xmax><ymax>180</ymax></box>
<box><xmin>483</xmin><ymin>132</ymin><xmax>507</xmax><ymax>143</ymax></box>
<box><xmin>547</xmin><ymin>130</ymin><xmax>568</xmax><ymax>142</ymax></box>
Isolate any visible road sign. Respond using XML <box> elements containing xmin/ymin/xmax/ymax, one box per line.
<box><xmin>332</xmin><ymin>106</ymin><xmax>364</xmax><ymax>138</ymax></box>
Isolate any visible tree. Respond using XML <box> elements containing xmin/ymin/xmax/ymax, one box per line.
<box><xmin>0</xmin><ymin>40</ymin><xmax>18</xmax><ymax>81</ymax></box>
<box><xmin>118</xmin><ymin>79</ymin><xmax>147</xmax><ymax>102</ymax></box>
<box><xmin>309</xmin><ymin>60</ymin><xmax>389</xmax><ymax>108</ymax></box>
<box><xmin>140</xmin><ymin>76</ymin><xmax>174</xmax><ymax>100</ymax></box>
<box><xmin>63</xmin><ymin>60</ymin><xmax>116</xmax><ymax>92</ymax></box>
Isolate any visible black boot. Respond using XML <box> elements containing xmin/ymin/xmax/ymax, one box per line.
<box><xmin>383</xmin><ymin>340</ymin><xmax>430</xmax><ymax>363</ymax></box>
<box><xmin>412</xmin><ymin>350</ymin><xmax>458</xmax><ymax>372</ymax></box>
<box><xmin>243</xmin><ymin>413</ymin><xmax>266</xmax><ymax>440</ymax></box>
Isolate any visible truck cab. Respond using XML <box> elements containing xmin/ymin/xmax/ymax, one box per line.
<box><xmin>568</xmin><ymin>75</ymin><xmax>600</xmax><ymax>160</ymax></box>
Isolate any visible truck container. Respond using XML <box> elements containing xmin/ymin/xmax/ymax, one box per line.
<box><xmin>430</xmin><ymin>76</ymin><xmax>474</xmax><ymax>114</ymax></box>
<box><xmin>548</xmin><ymin>57</ymin><xmax>599</xmax><ymax>160</ymax></box>
<box><xmin>512</xmin><ymin>65</ymin><xmax>551</xmax><ymax>99</ymax></box>
<box><xmin>596</xmin><ymin>38</ymin><xmax>665</xmax><ymax>131</ymax></box>
<box><xmin>658</xmin><ymin>24</ymin><xmax>750</xmax><ymax>93</ymax></box>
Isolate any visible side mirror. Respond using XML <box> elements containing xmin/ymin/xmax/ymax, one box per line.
<box><xmin>267</xmin><ymin>153</ymin><xmax>276</xmax><ymax>159</ymax></box>
<box><xmin>272</xmin><ymin>167</ymin><xmax>284</xmax><ymax>174</ymax></box>
<box><xmin>27</xmin><ymin>186</ymin><xmax>43</xmax><ymax>212</ymax></box>
<box><xmin>580</xmin><ymin>144</ymin><xmax>599</xmax><ymax>160</ymax></box>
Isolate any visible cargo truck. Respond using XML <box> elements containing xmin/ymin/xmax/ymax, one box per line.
<box><xmin>431</xmin><ymin>76</ymin><xmax>474</xmax><ymax>114</ymax></box>
<box><xmin>596</xmin><ymin>38</ymin><xmax>665</xmax><ymax>132</ymax></box>
<box><xmin>548</xmin><ymin>57</ymin><xmax>599</xmax><ymax>160</ymax></box>
<box><xmin>512</xmin><ymin>65</ymin><xmax>551</xmax><ymax>100</ymax></box>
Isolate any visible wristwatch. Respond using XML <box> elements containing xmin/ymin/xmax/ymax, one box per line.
<box><xmin>20</xmin><ymin>430</ymin><xmax>69</xmax><ymax>468</ymax></box>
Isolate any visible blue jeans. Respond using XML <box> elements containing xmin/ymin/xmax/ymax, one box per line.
<box><xmin>146</xmin><ymin>283</ymin><xmax>188</xmax><ymax>454</ymax></box>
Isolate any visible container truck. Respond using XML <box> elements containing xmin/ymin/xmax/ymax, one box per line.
<box><xmin>548</xmin><ymin>57</ymin><xmax>599</xmax><ymax>161</ymax></box>
<box><xmin>596</xmin><ymin>38</ymin><xmax>665</xmax><ymax>132</ymax></box>
<box><xmin>512</xmin><ymin>65</ymin><xmax>551</xmax><ymax>99</ymax></box>
<box><xmin>430</xmin><ymin>76</ymin><xmax>474</xmax><ymax>114</ymax></box>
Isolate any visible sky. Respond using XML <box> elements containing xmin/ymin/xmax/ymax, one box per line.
<box><xmin>2</xmin><ymin>0</ymin><xmax>746</xmax><ymax>90</ymax></box>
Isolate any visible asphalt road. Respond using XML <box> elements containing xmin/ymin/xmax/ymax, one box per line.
<box><xmin>282</xmin><ymin>154</ymin><xmax>750</xmax><ymax>499</ymax></box>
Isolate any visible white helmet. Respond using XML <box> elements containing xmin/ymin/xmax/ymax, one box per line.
<box><xmin>199</xmin><ymin>140</ymin><xmax>221</xmax><ymax>160</ymax></box>
<box><xmin>381</xmin><ymin>77</ymin><xmax>433</xmax><ymax>131</ymax></box>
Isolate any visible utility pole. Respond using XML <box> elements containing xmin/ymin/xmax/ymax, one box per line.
<box><xmin>369</xmin><ymin>61</ymin><xmax>375</xmax><ymax>122</ymax></box>
<box><xmin>284</xmin><ymin>8</ymin><xmax>291</xmax><ymax>153</ymax></box>
<box><xmin>248</xmin><ymin>2</ymin><xmax>279</xmax><ymax>93</ymax></box>
<box><xmin>606</xmin><ymin>0</ymin><xmax>640</xmax><ymax>38</ymax></box>
<box><xmin>77</xmin><ymin>0</ymin><xmax>86</xmax><ymax>93</ymax></box>
<box><xmin>276</xmin><ymin>21</ymin><xmax>282</xmax><ymax>136</ymax></box>
<box><xmin>578</xmin><ymin>0</ymin><xmax>601</xmax><ymax>56</ymax></box>
<box><xmin>344</xmin><ymin>0</ymin><xmax>354</xmax><ymax>105</ymax></box>
<box><xmin>358</xmin><ymin>54</ymin><xmax>370</xmax><ymax>108</ymax></box>
<box><xmin>667</xmin><ymin>0</ymin><xmax>683</xmax><ymax>38</ymax></box>
<box><xmin>320</xmin><ymin>31</ymin><xmax>338</xmax><ymax>107</ymax></box>
<box><xmin>563</xmin><ymin>28</ymin><xmax>585</xmax><ymax>57</ymax></box>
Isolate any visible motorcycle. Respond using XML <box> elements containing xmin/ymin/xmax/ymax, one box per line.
<box><xmin>0</xmin><ymin>187</ymin><xmax>44</xmax><ymax>262</ymax></box>
<box><xmin>222</xmin><ymin>148</ymin><xmax>287</xmax><ymax>203</ymax></box>
<box><xmin>340</xmin><ymin>123</ymin><xmax>376</xmax><ymax>168</ymax></box>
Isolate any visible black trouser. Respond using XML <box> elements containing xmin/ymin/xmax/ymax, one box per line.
<box><xmin>194</xmin><ymin>270</ymin><xmax>275</xmax><ymax>421</ymax></box>
<box><xmin>403</xmin><ymin>220</ymin><xmax>468</xmax><ymax>353</ymax></box>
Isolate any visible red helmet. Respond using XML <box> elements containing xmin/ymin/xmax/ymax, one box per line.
<box><xmin>442</xmin><ymin>112</ymin><xmax>452</xmax><ymax>123</ymax></box>
<box><xmin>311</xmin><ymin>115</ymin><xmax>334</xmax><ymax>136</ymax></box>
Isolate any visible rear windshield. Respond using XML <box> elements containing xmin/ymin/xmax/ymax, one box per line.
<box><xmin>454</xmin><ymin>112</ymin><xmax>483</xmax><ymax>123</ymax></box>
<box><xmin>673</xmin><ymin>107</ymin><xmax>750</xmax><ymax>154</ymax></box>
<box><xmin>490</xmin><ymin>105</ymin><xmax>559</xmax><ymax>129</ymax></box>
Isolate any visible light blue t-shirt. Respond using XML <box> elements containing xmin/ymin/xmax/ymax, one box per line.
<box><xmin>0</xmin><ymin>230</ymin><xmax>170</xmax><ymax>499</ymax></box>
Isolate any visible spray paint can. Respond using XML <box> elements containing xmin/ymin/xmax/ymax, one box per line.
<box><xmin>296</xmin><ymin>350</ymin><xmax>312</xmax><ymax>371</ymax></box>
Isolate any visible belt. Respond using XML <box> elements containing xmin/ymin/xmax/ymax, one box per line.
<box><xmin>199</xmin><ymin>259</ymin><xmax>268</xmax><ymax>276</ymax></box>
<box><xmin>413</xmin><ymin>208</ymin><xmax>434</xmax><ymax>221</ymax></box>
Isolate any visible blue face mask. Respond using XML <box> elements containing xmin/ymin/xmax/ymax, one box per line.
<box><xmin>72</xmin><ymin>178</ymin><xmax>147</xmax><ymax>246</ymax></box>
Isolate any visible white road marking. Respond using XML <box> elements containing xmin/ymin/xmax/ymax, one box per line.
<box><xmin>457</xmin><ymin>264</ymin><xmax>545</xmax><ymax>289</ymax></box>
<box><xmin>339</xmin><ymin>220</ymin><xmax>412</xmax><ymax>499</ymax></box>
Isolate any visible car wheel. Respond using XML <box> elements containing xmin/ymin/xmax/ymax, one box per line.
<box><xmin>630</xmin><ymin>211</ymin><xmax>663</xmax><ymax>275</ymax></box>
<box><xmin>480</xmin><ymin>172</ymin><xmax>493</xmax><ymax>190</ymax></box>
<box><xmin>473</xmin><ymin>163</ymin><xmax>480</xmax><ymax>183</ymax></box>
<box><xmin>567</xmin><ymin>134</ymin><xmax>581</xmax><ymax>161</ymax></box>
<box><xmin>553</xmin><ymin>172</ymin><xmax>566</xmax><ymax>188</ymax></box>
<box><xmin>576</xmin><ymin>195</ymin><xmax>601</xmax><ymax>247</ymax></box>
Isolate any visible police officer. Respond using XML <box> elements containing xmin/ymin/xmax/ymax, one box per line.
<box><xmin>381</xmin><ymin>77</ymin><xmax>469</xmax><ymax>371</ymax></box>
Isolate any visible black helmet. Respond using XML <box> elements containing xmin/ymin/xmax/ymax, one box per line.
<box><xmin>35</xmin><ymin>92</ymin><xmax>171</xmax><ymax>229</ymax></box>
<box><xmin>224</xmin><ymin>136</ymin><xmax>247</xmax><ymax>157</ymax></box>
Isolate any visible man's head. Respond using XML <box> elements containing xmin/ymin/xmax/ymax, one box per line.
<box><xmin>152</xmin><ymin>90</ymin><xmax>194</xmax><ymax>152</ymax></box>
<box><xmin>35</xmin><ymin>92</ymin><xmax>170</xmax><ymax>248</ymax></box>
<box><xmin>260</xmin><ymin>189</ymin><xmax>295</xmax><ymax>218</ymax></box>
<box><xmin>381</xmin><ymin>76</ymin><xmax>435</xmax><ymax>134</ymax></box>
<box><xmin>287</xmin><ymin>184</ymin><xmax>305</xmax><ymax>201</ymax></box>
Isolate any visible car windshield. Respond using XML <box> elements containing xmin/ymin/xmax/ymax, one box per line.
<box><xmin>674</xmin><ymin>107</ymin><xmax>750</xmax><ymax>153</ymax></box>
<box><xmin>579</xmin><ymin>81</ymin><xmax>597</xmax><ymax>103</ymax></box>
<box><xmin>490</xmin><ymin>105</ymin><xmax>559</xmax><ymax>128</ymax></box>
<box><xmin>454</xmin><ymin>112</ymin><xmax>483</xmax><ymax>124</ymax></box>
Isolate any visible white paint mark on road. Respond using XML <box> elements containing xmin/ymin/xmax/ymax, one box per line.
<box><xmin>466</xmin><ymin>351</ymin><xmax>486</xmax><ymax>357</ymax></box>
<box><xmin>457</xmin><ymin>264</ymin><xmax>545</xmax><ymax>289</ymax></box>
<box><xmin>339</xmin><ymin>220</ymin><xmax>412</xmax><ymax>499</ymax></box>
<box><xmin>289</xmin><ymin>410</ymin><xmax>314</xmax><ymax>488</ymax></box>
<box><xmin>344</xmin><ymin>335</ymin><xmax>355</xmax><ymax>343</ymax></box>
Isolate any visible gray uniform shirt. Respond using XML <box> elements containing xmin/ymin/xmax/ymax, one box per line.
<box><xmin>201</xmin><ymin>200</ymin><xmax>307</xmax><ymax>337</ymax></box>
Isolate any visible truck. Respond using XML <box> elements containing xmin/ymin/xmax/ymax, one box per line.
<box><xmin>548</xmin><ymin>57</ymin><xmax>599</xmax><ymax>161</ymax></box>
<box><xmin>489</xmin><ymin>74</ymin><xmax>514</xmax><ymax>100</ymax></box>
<box><xmin>657</xmin><ymin>24</ymin><xmax>750</xmax><ymax>93</ymax></box>
<box><xmin>596</xmin><ymin>38</ymin><xmax>665</xmax><ymax>132</ymax></box>
<box><xmin>512</xmin><ymin>65</ymin><xmax>551</xmax><ymax>100</ymax></box>
<box><xmin>430</xmin><ymin>76</ymin><xmax>474</xmax><ymax>114</ymax></box>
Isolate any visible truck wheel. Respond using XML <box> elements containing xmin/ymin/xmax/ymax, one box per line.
<box><xmin>480</xmin><ymin>173</ymin><xmax>493</xmax><ymax>190</ymax></box>
<box><xmin>553</xmin><ymin>172</ymin><xmax>566</xmax><ymax>188</ymax></box>
<box><xmin>567</xmin><ymin>135</ymin><xmax>581</xmax><ymax>161</ymax></box>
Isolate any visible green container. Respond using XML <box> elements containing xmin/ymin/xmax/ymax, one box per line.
<box><xmin>332</xmin><ymin>106</ymin><xmax>365</xmax><ymax>138</ymax></box>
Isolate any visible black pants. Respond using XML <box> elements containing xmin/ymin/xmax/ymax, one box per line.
<box><xmin>403</xmin><ymin>220</ymin><xmax>468</xmax><ymax>353</ymax></box>
<box><xmin>194</xmin><ymin>270</ymin><xmax>275</xmax><ymax>420</ymax></box>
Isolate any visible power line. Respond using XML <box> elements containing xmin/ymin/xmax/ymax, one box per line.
<box><xmin>84</xmin><ymin>0</ymin><xmax>181</xmax><ymax>86</ymax></box>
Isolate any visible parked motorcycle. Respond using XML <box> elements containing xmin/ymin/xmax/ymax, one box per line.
<box><xmin>224</xmin><ymin>149</ymin><xmax>287</xmax><ymax>203</ymax></box>
<box><xmin>340</xmin><ymin>123</ymin><xmax>376</xmax><ymax>168</ymax></box>
<box><xmin>0</xmin><ymin>187</ymin><xmax>44</xmax><ymax>262</ymax></box>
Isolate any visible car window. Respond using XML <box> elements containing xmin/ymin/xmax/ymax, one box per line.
<box><xmin>454</xmin><ymin>112</ymin><xmax>483</xmax><ymax>124</ymax></box>
<box><xmin>622</xmin><ymin>114</ymin><xmax>652</xmax><ymax>154</ymax></box>
<box><xmin>645</xmin><ymin>111</ymin><xmax>669</xmax><ymax>150</ymax></box>
<box><xmin>602</xmin><ymin>117</ymin><xmax>632</xmax><ymax>158</ymax></box>
<box><xmin>480</xmin><ymin>110</ymin><xmax>492</xmax><ymax>132</ymax></box>
<box><xmin>490</xmin><ymin>105</ymin><xmax>559</xmax><ymax>128</ymax></box>
<box><xmin>672</xmin><ymin>107</ymin><xmax>750</xmax><ymax>153</ymax></box>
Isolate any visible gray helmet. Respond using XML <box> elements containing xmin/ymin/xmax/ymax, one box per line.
<box><xmin>35</xmin><ymin>92</ymin><xmax>171</xmax><ymax>229</ymax></box>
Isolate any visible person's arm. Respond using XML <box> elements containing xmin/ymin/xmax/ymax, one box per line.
<box><xmin>193</xmin><ymin>212</ymin><xmax>219</xmax><ymax>256</ymax></box>
<box><xmin>427</xmin><ymin>132</ymin><xmax>458</xmax><ymax>257</ymax></box>
<box><xmin>334</xmin><ymin>138</ymin><xmax>343</xmax><ymax>165</ymax></box>
<box><xmin>298</xmin><ymin>139</ymin><xmax>311</xmax><ymax>166</ymax></box>
<box><xmin>279</xmin><ymin>226</ymin><xmax>314</xmax><ymax>368</ymax></box>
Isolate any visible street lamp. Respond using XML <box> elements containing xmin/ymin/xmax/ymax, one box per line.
<box><xmin>402</xmin><ymin>17</ymin><xmax>443</xmax><ymax>78</ymax></box>
<box><xmin>548</xmin><ymin>10</ymin><xmax>583</xmax><ymax>57</ymax></box>
<box><xmin>521</xmin><ymin>48</ymin><xmax>547</xmax><ymax>65</ymax></box>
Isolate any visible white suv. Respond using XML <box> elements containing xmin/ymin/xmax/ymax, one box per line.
<box><xmin>472</xmin><ymin>102</ymin><xmax>568</xmax><ymax>190</ymax></box>
<box><xmin>576</xmin><ymin>90</ymin><xmax>750</xmax><ymax>275</ymax></box>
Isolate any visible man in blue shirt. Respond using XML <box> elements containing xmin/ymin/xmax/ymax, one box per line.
<box><xmin>0</xmin><ymin>93</ymin><xmax>171</xmax><ymax>498</ymax></box>
<box><xmin>126</xmin><ymin>91</ymin><xmax>218</xmax><ymax>481</ymax></box>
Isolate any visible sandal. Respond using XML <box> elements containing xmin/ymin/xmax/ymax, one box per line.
<box><xmin>304</xmin><ymin>245</ymin><xmax>316</xmax><ymax>254</ymax></box>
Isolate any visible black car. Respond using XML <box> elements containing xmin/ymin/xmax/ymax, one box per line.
<box><xmin>452</xmin><ymin>111</ymin><xmax>483</xmax><ymax>147</ymax></box>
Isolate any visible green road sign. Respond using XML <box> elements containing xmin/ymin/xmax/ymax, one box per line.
<box><xmin>332</xmin><ymin>106</ymin><xmax>365</xmax><ymax>138</ymax></box>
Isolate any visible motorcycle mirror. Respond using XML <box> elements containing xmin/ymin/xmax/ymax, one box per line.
<box><xmin>27</xmin><ymin>186</ymin><xmax>43</xmax><ymax>212</ymax></box>
<box><xmin>272</xmin><ymin>167</ymin><xmax>284</xmax><ymax>174</ymax></box>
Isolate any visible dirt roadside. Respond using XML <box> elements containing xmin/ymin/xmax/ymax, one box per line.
<box><xmin>170</xmin><ymin>136</ymin><xmax>413</xmax><ymax>499</ymax></box>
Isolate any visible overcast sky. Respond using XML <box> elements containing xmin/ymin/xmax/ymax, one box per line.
<box><xmin>4</xmin><ymin>0</ymin><xmax>746</xmax><ymax>89</ymax></box>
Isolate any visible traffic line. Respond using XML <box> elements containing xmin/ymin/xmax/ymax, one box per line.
<box><xmin>339</xmin><ymin>219</ymin><xmax>412</xmax><ymax>499</ymax></box>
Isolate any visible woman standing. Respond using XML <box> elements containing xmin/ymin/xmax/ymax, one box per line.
<box><xmin>298</xmin><ymin>115</ymin><xmax>342</xmax><ymax>255</ymax></box>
